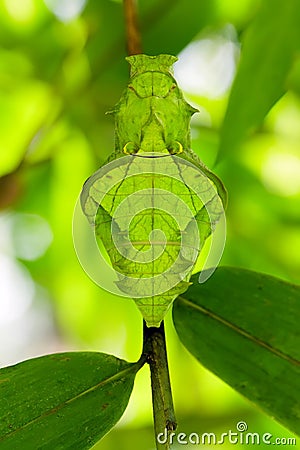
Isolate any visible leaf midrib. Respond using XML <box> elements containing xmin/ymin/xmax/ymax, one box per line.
<box><xmin>0</xmin><ymin>363</ymin><xmax>137</xmax><ymax>442</ymax></box>
<box><xmin>177</xmin><ymin>296</ymin><xmax>300</xmax><ymax>367</ymax></box>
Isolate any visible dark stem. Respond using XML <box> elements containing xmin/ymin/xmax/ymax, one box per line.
<box><xmin>123</xmin><ymin>0</ymin><xmax>142</xmax><ymax>55</ymax></box>
<box><xmin>143</xmin><ymin>320</ymin><xmax>177</xmax><ymax>450</ymax></box>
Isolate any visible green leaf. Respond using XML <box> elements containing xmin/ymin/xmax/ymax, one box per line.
<box><xmin>173</xmin><ymin>267</ymin><xmax>300</xmax><ymax>435</ymax></box>
<box><xmin>0</xmin><ymin>352</ymin><xmax>140</xmax><ymax>449</ymax></box>
<box><xmin>219</xmin><ymin>0</ymin><xmax>300</xmax><ymax>156</ymax></box>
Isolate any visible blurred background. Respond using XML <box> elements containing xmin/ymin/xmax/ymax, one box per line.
<box><xmin>0</xmin><ymin>0</ymin><xmax>299</xmax><ymax>448</ymax></box>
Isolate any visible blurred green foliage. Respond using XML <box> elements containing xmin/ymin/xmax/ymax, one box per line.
<box><xmin>0</xmin><ymin>0</ymin><xmax>299</xmax><ymax>449</ymax></box>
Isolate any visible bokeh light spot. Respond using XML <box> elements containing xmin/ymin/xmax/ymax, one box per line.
<box><xmin>175</xmin><ymin>26</ymin><xmax>239</xmax><ymax>99</ymax></box>
<box><xmin>44</xmin><ymin>0</ymin><xmax>87</xmax><ymax>22</ymax></box>
<box><xmin>4</xmin><ymin>0</ymin><xmax>36</xmax><ymax>23</ymax></box>
<box><xmin>0</xmin><ymin>255</ymin><xmax>34</xmax><ymax>324</ymax></box>
<box><xmin>261</xmin><ymin>151</ymin><xmax>300</xmax><ymax>197</ymax></box>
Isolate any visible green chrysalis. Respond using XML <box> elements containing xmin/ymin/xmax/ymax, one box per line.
<box><xmin>81</xmin><ymin>54</ymin><xmax>227</xmax><ymax>327</ymax></box>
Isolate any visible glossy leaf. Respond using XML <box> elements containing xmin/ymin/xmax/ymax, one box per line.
<box><xmin>173</xmin><ymin>266</ymin><xmax>300</xmax><ymax>435</ymax></box>
<box><xmin>219</xmin><ymin>0</ymin><xmax>300</xmax><ymax>156</ymax></box>
<box><xmin>0</xmin><ymin>352</ymin><xmax>140</xmax><ymax>449</ymax></box>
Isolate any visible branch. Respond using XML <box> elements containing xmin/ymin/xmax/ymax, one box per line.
<box><xmin>143</xmin><ymin>321</ymin><xmax>177</xmax><ymax>450</ymax></box>
<box><xmin>123</xmin><ymin>0</ymin><xmax>142</xmax><ymax>55</ymax></box>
